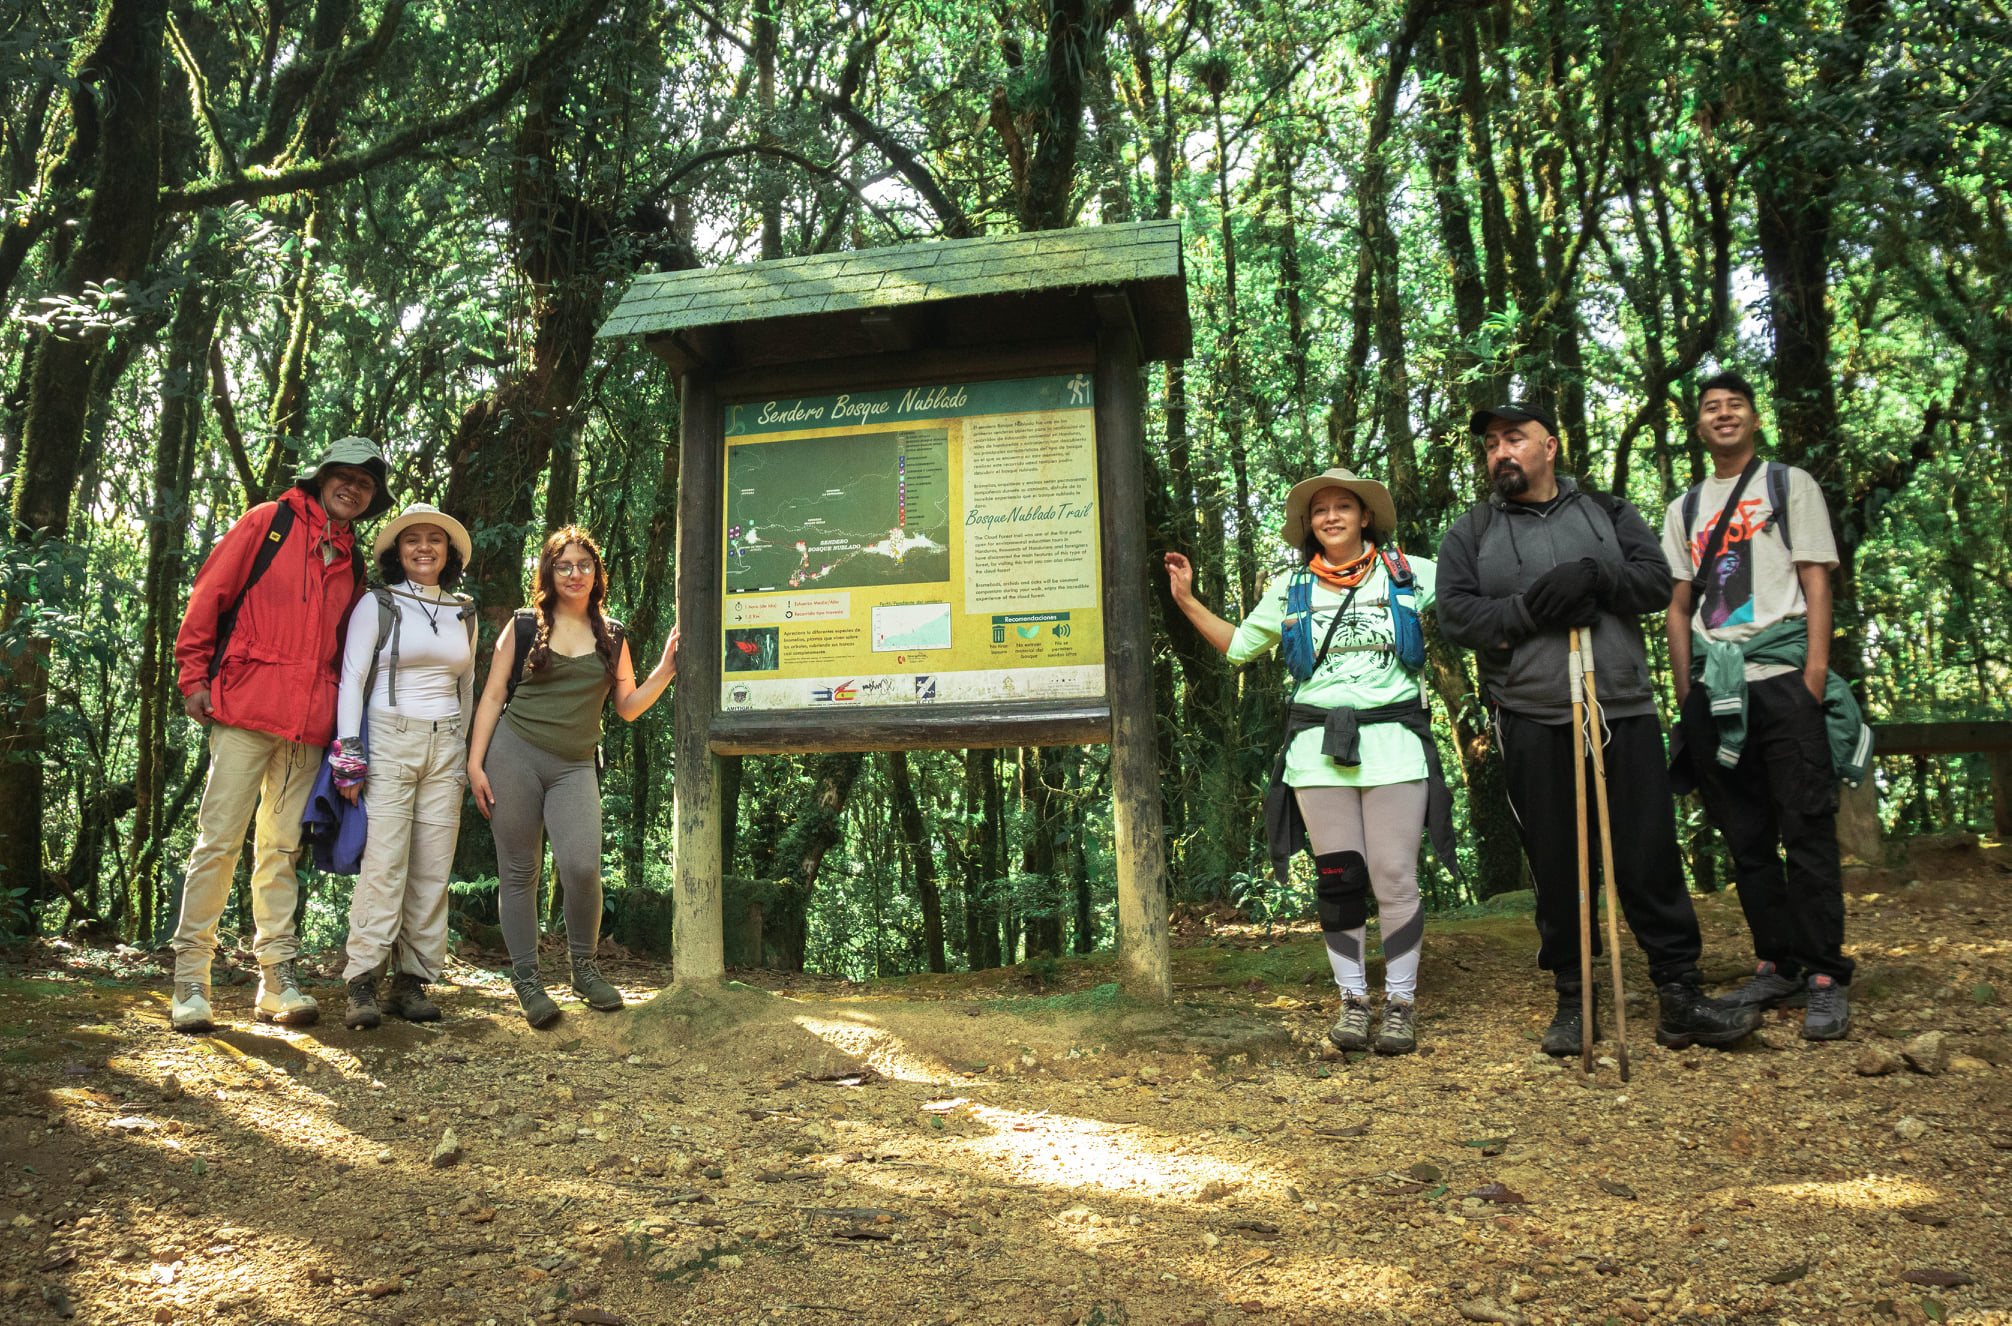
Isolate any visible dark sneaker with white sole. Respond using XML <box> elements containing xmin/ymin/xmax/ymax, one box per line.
<box><xmin>1327</xmin><ymin>993</ymin><xmax>1372</xmax><ymax>1051</ymax></box>
<box><xmin>1721</xmin><ymin>960</ymin><xmax>1806</xmax><ymax>1010</ymax></box>
<box><xmin>1801</xmin><ymin>974</ymin><xmax>1850</xmax><ymax>1040</ymax></box>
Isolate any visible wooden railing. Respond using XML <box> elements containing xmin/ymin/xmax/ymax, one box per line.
<box><xmin>1838</xmin><ymin>720</ymin><xmax>2012</xmax><ymax>861</ymax></box>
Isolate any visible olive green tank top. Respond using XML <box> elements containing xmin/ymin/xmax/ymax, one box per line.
<box><xmin>504</xmin><ymin>652</ymin><xmax>613</xmax><ymax>762</ymax></box>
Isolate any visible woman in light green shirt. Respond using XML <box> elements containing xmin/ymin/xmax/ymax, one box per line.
<box><xmin>1165</xmin><ymin>468</ymin><xmax>1438</xmax><ymax>1054</ymax></box>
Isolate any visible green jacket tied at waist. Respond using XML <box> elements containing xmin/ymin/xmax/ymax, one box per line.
<box><xmin>1672</xmin><ymin>618</ymin><xmax>1874</xmax><ymax>790</ymax></box>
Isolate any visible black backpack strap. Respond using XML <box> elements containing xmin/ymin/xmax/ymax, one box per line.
<box><xmin>1690</xmin><ymin>457</ymin><xmax>1764</xmax><ymax>600</ymax></box>
<box><xmin>1764</xmin><ymin>461</ymin><xmax>1792</xmax><ymax>555</ymax></box>
<box><xmin>504</xmin><ymin>610</ymin><xmax>538</xmax><ymax>707</ymax></box>
<box><xmin>1681</xmin><ymin>484</ymin><xmax>1703</xmax><ymax>542</ymax></box>
<box><xmin>208</xmin><ymin>503</ymin><xmax>296</xmax><ymax>681</ymax></box>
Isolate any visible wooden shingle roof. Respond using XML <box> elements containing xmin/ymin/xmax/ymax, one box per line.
<box><xmin>598</xmin><ymin>220</ymin><xmax>1190</xmax><ymax>367</ymax></box>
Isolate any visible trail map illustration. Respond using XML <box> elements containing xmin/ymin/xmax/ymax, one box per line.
<box><xmin>725</xmin><ymin>428</ymin><xmax>951</xmax><ymax>594</ymax></box>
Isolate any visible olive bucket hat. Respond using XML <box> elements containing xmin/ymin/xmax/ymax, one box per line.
<box><xmin>1280</xmin><ymin>467</ymin><xmax>1398</xmax><ymax>548</ymax></box>
<box><xmin>296</xmin><ymin>435</ymin><xmax>394</xmax><ymax>520</ymax></box>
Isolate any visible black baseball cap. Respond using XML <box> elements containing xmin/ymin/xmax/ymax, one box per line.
<box><xmin>1469</xmin><ymin>401</ymin><xmax>1558</xmax><ymax>437</ymax></box>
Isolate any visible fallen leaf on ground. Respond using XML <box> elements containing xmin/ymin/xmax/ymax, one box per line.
<box><xmin>1899</xmin><ymin>1270</ymin><xmax>1975</xmax><ymax>1288</ymax></box>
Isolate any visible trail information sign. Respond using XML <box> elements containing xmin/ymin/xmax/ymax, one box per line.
<box><xmin>598</xmin><ymin>219</ymin><xmax>1190</xmax><ymax>999</ymax></box>
<box><xmin>719</xmin><ymin>374</ymin><xmax>1105</xmax><ymax>712</ymax></box>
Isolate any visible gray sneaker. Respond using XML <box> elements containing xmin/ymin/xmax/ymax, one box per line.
<box><xmin>1801</xmin><ymin>974</ymin><xmax>1850</xmax><ymax>1041</ymax></box>
<box><xmin>1327</xmin><ymin>993</ymin><xmax>1372</xmax><ymax>1051</ymax></box>
<box><xmin>1375</xmin><ymin>998</ymin><xmax>1417</xmax><ymax>1055</ymax></box>
<box><xmin>255</xmin><ymin>959</ymin><xmax>319</xmax><ymax>1026</ymax></box>
<box><xmin>1722</xmin><ymin>961</ymin><xmax>1806</xmax><ymax>1010</ymax></box>
<box><xmin>570</xmin><ymin>956</ymin><xmax>624</xmax><ymax>1012</ymax></box>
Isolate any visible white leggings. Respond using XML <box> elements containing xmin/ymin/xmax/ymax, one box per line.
<box><xmin>1294</xmin><ymin>780</ymin><xmax>1427</xmax><ymax>1001</ymax></box>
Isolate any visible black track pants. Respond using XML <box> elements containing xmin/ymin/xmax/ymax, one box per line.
<box><xmin>1680</xmin><ymin>672</ymin><xmax>1852</xmax><ymax>985</ymax></box>
<box><xmin>1496</xmin><ymin>708</ymin><xmax>1703</xmax><ymax>987</ymax></box>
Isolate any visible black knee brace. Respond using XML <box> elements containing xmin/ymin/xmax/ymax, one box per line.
<box><xmin>1313</xmin><ymin>851</ymin><xmax>1371</xmax><ymax>932</ymax></box>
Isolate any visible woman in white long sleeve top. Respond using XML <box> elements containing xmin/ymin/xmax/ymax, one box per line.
<box><xmin>331</xmin><ymin>503</ymin><xmax>476</xmax><ymax>1028</ymax></box>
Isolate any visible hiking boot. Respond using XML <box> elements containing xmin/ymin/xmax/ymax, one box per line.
<box><xmin>512</xmin><ymin>969</ymin><xmax>562</xmax><ymax>1029</ymax></box>
<box><xmin>1374</xmin><ymin>998</ymin><xmax>1417</xmax><ymax>1055</ymax></box>
<box><xmin>170</xmin><ymin>982</ymin><xmax>215</xmax><ymax>1034</ymax></box>
<box><xmin>570</xmin><ymin>956</ymin><xmax>624</xmax><ymax>1012</ymax></box>
<box><xmin>383</xmin><ymin>972</ymin><xmax>441</xmax><ymax>1023</ymax></box>
<box><xmin>1327</xmin><ymin>993</ymin><xmax>1372</xmax><ymax>1051</ymax></box>
<box><xmin>343</xmin><ymin>973</ymin><xmax>382</xmax><ymax>1030</ymax></box>
<box><xmin>1655</xmin><ymin>977</ymin><xmax>1763</xmax><ymax>1049</ymax></box>
<box><xmin>1801</xmin><ymin>973</ymin><xmax>1850</xmax><ymax>1041</ymax></box>
<box><xmin>1541</xmin><ymin>982</ymin><xmax>1600</xmax><ymax>1057</ymax></box>
<box><xmin>255</xmin><ymin>959</ymin><xmax>320</xmax><ymax>1026</ymax></box>
<box><xmin>1721</xmin><ymin>960</ymin><xmax>1806</xmax><ymax>1010</ymax></box>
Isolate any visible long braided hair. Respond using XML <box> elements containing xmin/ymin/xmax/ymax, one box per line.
<box><xmin>526</xmin><ymin>526</ymin><xmax>621</xmax><ymax>680</ymax></box>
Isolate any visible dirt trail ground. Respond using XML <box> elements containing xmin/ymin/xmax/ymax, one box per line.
<box><xmin>2</xmin><ymin>838</ymin><xmax>2008</xmax><ymax>1326</ymax></box>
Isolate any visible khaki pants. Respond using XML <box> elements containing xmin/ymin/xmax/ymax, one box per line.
<box><xmin>343</xmin><ymin>714</ymin><xmax>466</xmax><ymax>982</ymax></box>
<box><xmin>172</xmin><ymin>723</ymin><xmax>321</xmax><ymax>984</ymax></box>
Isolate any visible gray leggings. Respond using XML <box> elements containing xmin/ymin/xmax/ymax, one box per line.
<box><xmin>488</xmin><ymin>720</ymin><xmax>603</xmax><ymax>967</ymax></box>
<box><xmin>1293</xmin><ymin>780</ymin><xmax>1428</xmax><ymax>960</ymax></box>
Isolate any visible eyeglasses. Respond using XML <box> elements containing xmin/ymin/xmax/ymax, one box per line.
<box><xmin>553</xmin><ymin>560</ymin><xmax>597</xmax><ymax>578</ymax></box>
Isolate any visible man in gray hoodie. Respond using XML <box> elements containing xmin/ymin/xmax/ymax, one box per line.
<box><xmin>1436</xmin><ymin>402</ymin><xmax>1760</xmax><ymax>1054</ymax></box>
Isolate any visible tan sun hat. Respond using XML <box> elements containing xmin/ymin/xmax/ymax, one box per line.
<box><xmin>1280</xmin><ymin>468</ymin><xmax>1398</xmax><ymax>548</ymax></box>
<box><xmin>372</xmin><ymin>502</ymin><xmax>473</xmax><ymax>565</ymax></box>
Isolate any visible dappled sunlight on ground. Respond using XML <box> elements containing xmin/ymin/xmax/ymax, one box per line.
<box><xmin>2</xmin><ymin>849</ymin><xmax>2009</xmax><ymax>1325</ymax></box>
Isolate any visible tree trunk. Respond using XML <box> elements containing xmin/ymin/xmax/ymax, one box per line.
<box><xmin>0</xmin><ymin>0</ymin><xmax>167</xmax><ymax>915</ymax></box>
<box><xmin>769</xmin><ymin>751</ymin><xmax>865</xmax><ymax>971</ymax></box>
<box><xmin>130</xmin><ymin>221</ymin><xmax>221</xmax><ymax>939</ymax></box>
<box><xmin>887</xmin><ymin>750</ymin><xmax>946</xmax><ymax>973</ymax></box>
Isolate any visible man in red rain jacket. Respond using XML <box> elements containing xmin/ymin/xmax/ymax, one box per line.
<box><xmin>168</xmin><ymin>437</ymin><xmax>393</xmax><ymax>1033</ymax></box>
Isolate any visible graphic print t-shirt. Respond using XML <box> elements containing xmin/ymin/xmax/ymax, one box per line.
<box><xmin>1659</xmin><ymin>464</ymin><xmax>1837</xmax><ymax>681</ymax></box>
<box><xmin>1227</xmin><ymin>556</ymin><xmax>1436</xmax><ymax>788</ymax></box>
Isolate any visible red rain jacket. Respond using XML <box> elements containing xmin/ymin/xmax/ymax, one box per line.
<box><xmin>174</xmin><ymin>488</ymin><xmax>365</xmax><ymax>747</ymax></box>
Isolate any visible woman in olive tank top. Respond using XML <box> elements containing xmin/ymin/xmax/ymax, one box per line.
<box><xmin>467</xmin><ymin>527</ymin><xmax>678</xmax><ymax>1027</ymax></box>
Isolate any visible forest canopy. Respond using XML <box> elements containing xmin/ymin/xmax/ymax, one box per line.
<box><xmin>2</xmin><ymin>0</ymin><xmax>2007</xmax><ymax>977</ymax></box>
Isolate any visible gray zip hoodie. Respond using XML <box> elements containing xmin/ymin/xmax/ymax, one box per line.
<box><xmin>1435</xmin><ymin>478</ymin><xmax>1674</xmax><ymax>724</ymax></box>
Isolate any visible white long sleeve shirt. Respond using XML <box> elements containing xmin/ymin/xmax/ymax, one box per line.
<box><xmin>336</xmin><ymin>586</ymin><xmax>475</xmax><ymax>739</ymax></box>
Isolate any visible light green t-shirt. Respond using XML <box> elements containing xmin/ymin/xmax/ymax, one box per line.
<box><xmin>1227</xmin><ymin>557</ymin><xmax>1437</xmax><ymax>789</ymax></box>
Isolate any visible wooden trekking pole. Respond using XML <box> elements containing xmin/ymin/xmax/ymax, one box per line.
<box><xmin>1579</xmin><ymin>623</ymin><xmax>1632</xmax><ymax>1082</ymax></box>
<box><xmin>1568</xmin><ymin>628</ymin><xmax>1596</xmax><ymax>1078</ymax></box>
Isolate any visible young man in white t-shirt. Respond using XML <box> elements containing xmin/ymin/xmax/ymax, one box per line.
<box><xmin>1662</xmin><ymin>372</ymin><xmax>1851</xmax><ymax>1040</ymax></box>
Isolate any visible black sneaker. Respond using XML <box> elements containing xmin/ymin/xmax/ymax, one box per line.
<box><xmin>1801</xmin><ymin>974</ymin><xmax>1850</xmax><ymax>1041</ymax></box>
<box><xmin>1721</xmin><ymin>961</ymin><xmax>1806</xmax><ymax>1010</ymax></box>
<box><xmin>1655</xmin><ymin>977</ymin><xmax>1762</xmax><ymax>1049</ymax></box>
<box><xmin>1541</xmin><ymin>982</ymin><xmax>1600</xmax><ymax>1057</ymax></box>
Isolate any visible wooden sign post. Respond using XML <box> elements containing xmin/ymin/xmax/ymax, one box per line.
<box><xmin>597</xmin><ymin>222</ymin><xmax>1191</xmax><ymax>1001</ymax></box>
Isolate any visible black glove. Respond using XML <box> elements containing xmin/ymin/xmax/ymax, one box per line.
<box><xmin>1524</xmin><ymin>558</ymin><xmax>1603</xmax><ymax>627</ymax></box>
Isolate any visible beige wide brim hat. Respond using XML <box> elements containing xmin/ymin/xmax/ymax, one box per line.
<box><xmin>1280</xmin><ymin>468</ymin><xmax>1398</xmax><ymax>548</ymax></box>
<box><xmin>372</xmin><ymin>502</ymin><xmax>473</xmax><ymax>565</ymax></box>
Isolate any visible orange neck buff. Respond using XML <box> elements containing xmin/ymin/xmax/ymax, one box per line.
<box><xmin>1308</xmin><ymin>545</ymin><xmax>1377</xmax><ymax>591</ymax></box>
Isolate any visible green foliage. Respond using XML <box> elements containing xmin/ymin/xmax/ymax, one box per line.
<box><xmin>1</xmin><ymin>0</ymin><xmax>2004</xmax><ymax>976</ymax></box>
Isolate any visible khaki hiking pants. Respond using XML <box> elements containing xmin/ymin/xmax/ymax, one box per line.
<box><xmin>343</xmin><ymin>714</ymin><xmax>466</xmax><ymax>982</ymax></box>
<box><xmin>172</xmin><ymin>722</ymin><xmax>321</xmax><ymax>985</ymax></box>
